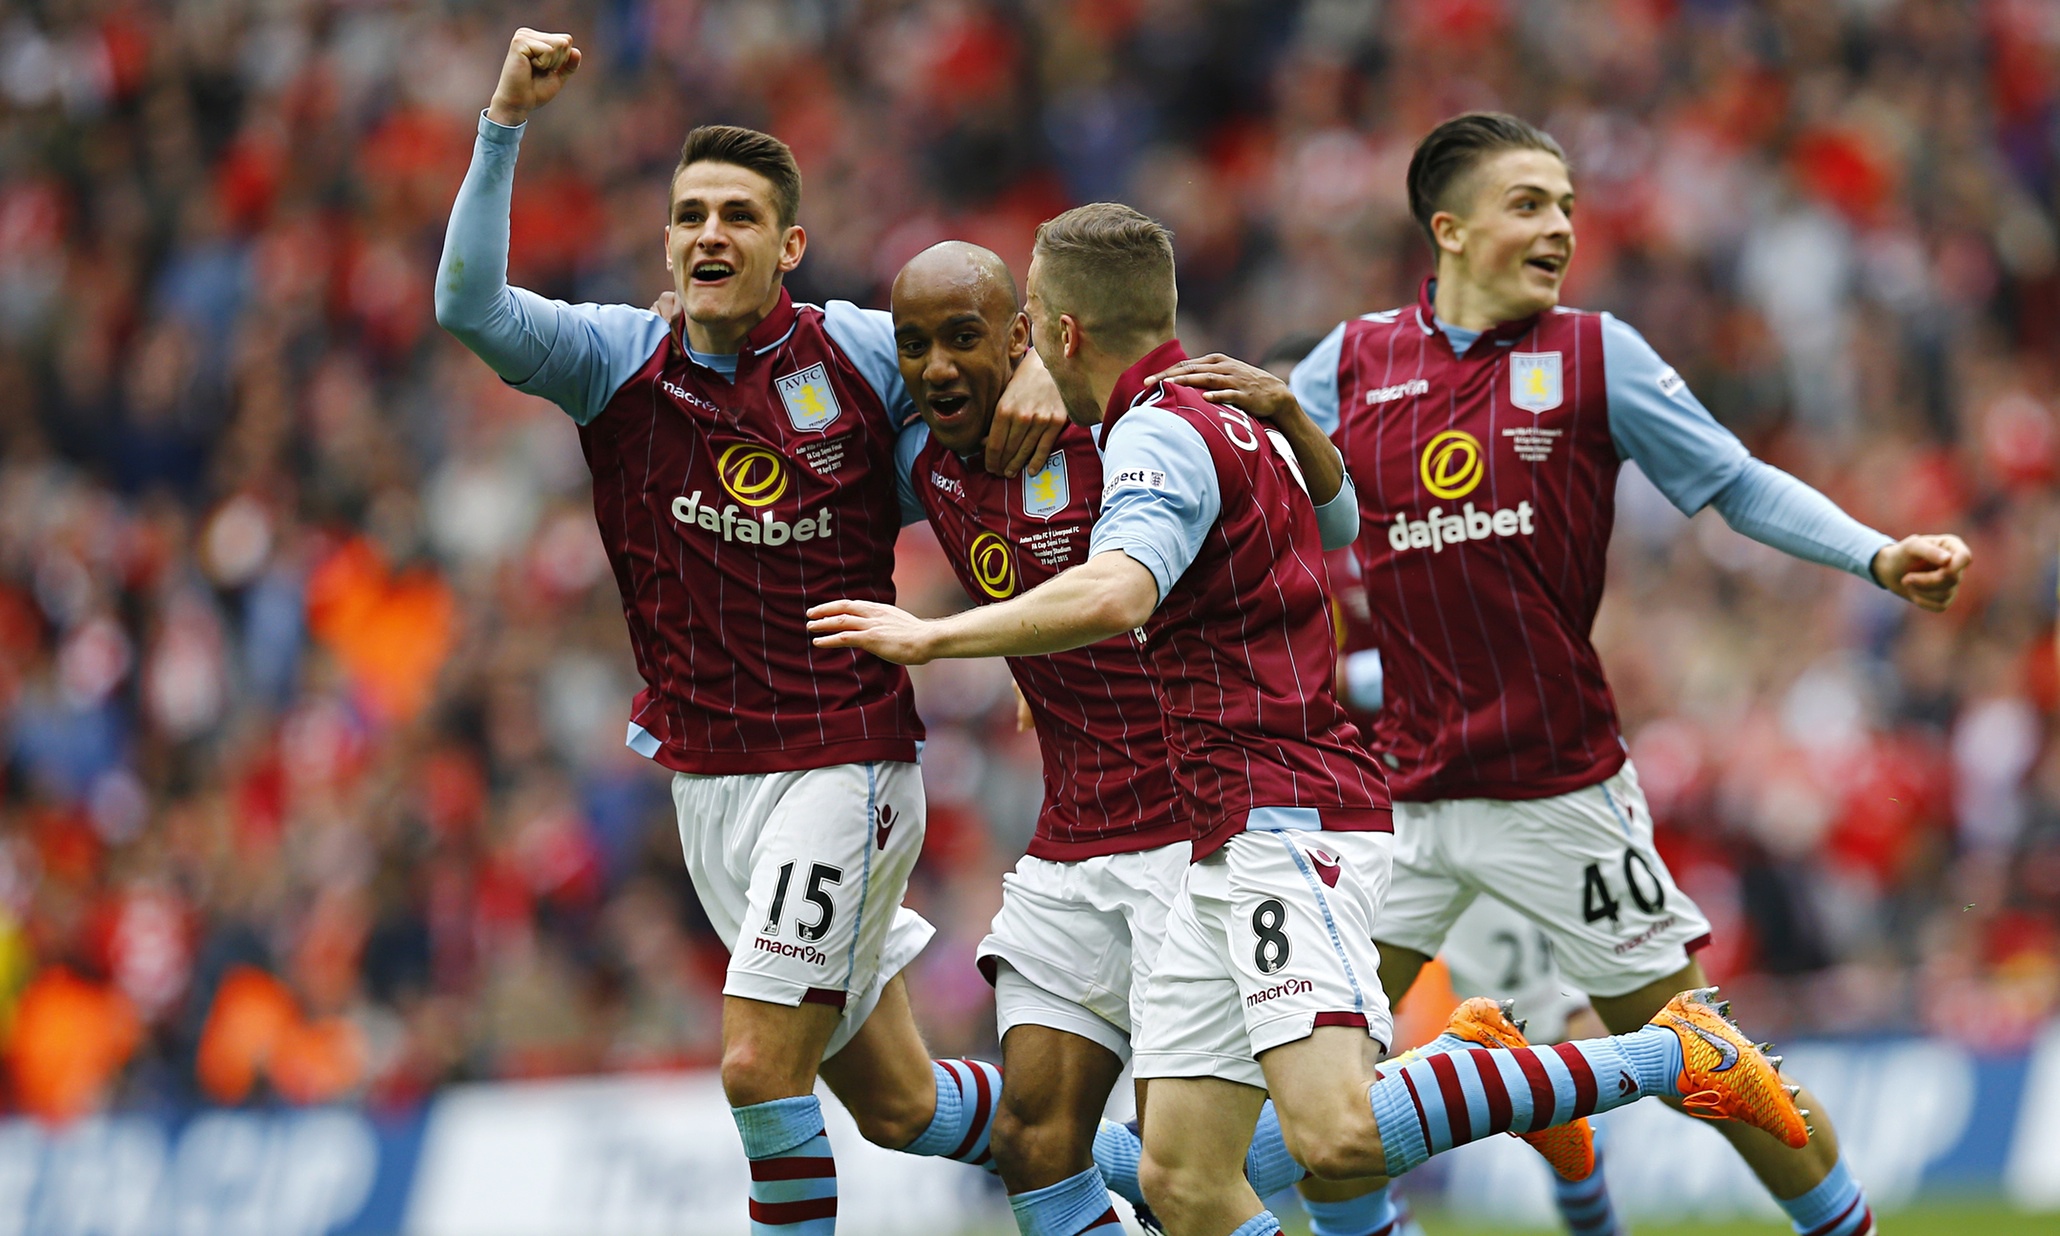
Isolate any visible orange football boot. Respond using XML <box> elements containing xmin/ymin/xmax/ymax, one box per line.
<box><xmin>1443</xmin><ymin>997</ymin><xmax>1598</xmax><ymax>1182</ymax></box>
<box><xmin>1651</xmin><ymin>987</ymin><xmax>1811</xmax><ymax>1149</ymax></box>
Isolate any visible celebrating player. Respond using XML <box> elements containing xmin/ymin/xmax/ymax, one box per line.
<box><xmin>812</xmin><ymin>203</ymin><xmax>1811</xmax><ymax>1236</ymax></box>
<box><xmin>1230</xmin><ymin>110</ymin><xmax>1971</xmax><ymax>1236</ymax></box>
<box><xmin>434</xmin><ymin>30</ymin><xmax>1069</xmax><ymax>1236</ymax></box>
<box><xmin>887</xmin><ymin>239</ymin><xmax>1185</xmax><ymax>1235</ymax></box>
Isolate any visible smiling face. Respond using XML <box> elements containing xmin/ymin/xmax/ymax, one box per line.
<box><xmin>664</xmin><ymin>161</ymin><xmax>804</xmax><ymax>343</ymax></box>
<box><xmin>1436</xmin><ymin>148</ymin><xmax>1576</xmax><ymax>321</ymax></box>
<box><xmin>892</xmin><ymin>243</ymin><xmax>1028</xmax><ymax>456</ymax></box>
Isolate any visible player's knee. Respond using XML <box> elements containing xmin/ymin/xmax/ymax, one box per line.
<box><xmin>719</xmin><ymin>1039</ymin><xmax>814</xmax><ymax>1110</ymax></box>
<box><xmin>989</xmin><ymin>1102</ymin><xmax>1089</xmax><ymax>1186</ymax></box>
<box><xmin>1277</xmin><ymin>1106</ymin><xmax>1381</xmax><ymax>1181</ymax></box>
<box><xmin>1138</xmin><ymin>1150</ymin><xmax>1211</xmax><ymax>1226</ymax></box>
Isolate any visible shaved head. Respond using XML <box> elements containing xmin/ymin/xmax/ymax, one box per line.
<box><xmin>891</xmin><ymin>241</ymin><xmax>1019</xmax><ymax>324</ymax></box>
<box><xmin>891</xmin><ymin>241</ymin><xmax>1030</xmax><ymax>456</ymax></box>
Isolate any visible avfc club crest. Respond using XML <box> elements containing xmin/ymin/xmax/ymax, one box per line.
<box><xmin>1021</xmin><ymin>451</ymin><xmax>1070</xmax><ymax>520</ymax></box>
<box><xmin>776</xmin><ymin>364</ymin><xmax>843</xmax><ymax>432</ymax></box>
<box><xmin>1510</xmin><ymin>351</ymin><xmax>1563</xmax><ymax>414</ymax></box>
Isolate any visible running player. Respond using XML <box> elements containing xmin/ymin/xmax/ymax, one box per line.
<box><xmin>1189</xmin><ymin>110</ymin><xmax>1970</xmax><ymax>1236</ymax></box>
<box><xmin>887</xmin><ymin>240</ymin><xmax>1185</xmax><ymax>1236</ymax></box>
<box><xmin>812</xmin><ymin>202</ymin><xmax>1811</xmax><ymax>1236</ymax></box>
<box><xmin>435</xmin><ymin>31</ymin><xmax>1068</xmax><ymax>1236</ymax></box>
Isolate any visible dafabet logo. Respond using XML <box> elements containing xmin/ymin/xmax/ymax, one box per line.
<box><xmin>1419</xmin><ymin>430</ymin><xmax>1484</xmax><ymax>501</ymax></box>
<box><xmin>717</xmin><ymin>445</ymin><xmax>789</xmax><ymax>507</ymax></box>
<box><xmin>672</xmin><ymin>445</ymin><xmax>833</xmax><ymax>547</ymax></box>
<box><xmin>969</xmin><ymin>531</ymin><xmax>1016</xmax><ymax>598</ymax></box>
<box><xmin>1390</xmin><ymin>429</ymin><xmax>1533</xmax><ymax>555</ymax></box>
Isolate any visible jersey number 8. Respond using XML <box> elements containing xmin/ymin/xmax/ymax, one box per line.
<box><xmin>1252</xmin><ymin>897</ymin><xmax>1293</xmax><ymax>974</ymax></box>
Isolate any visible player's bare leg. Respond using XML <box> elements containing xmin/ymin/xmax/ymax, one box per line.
<box><xmin>1591</xmin><ymin>961</ymin><xmax>1842</xmax><ymax>1199</ymax></box>
<box><xmin>815</xmin><ymin>970</ymin><xmax>1007</xmax><ymax>1169</ymax></box>
<box><xmin>990</xmin><ymin>1024</ymin><xmax>1126</xmax><ymax>1192</ymax></box>
<box><xmin>721</xmin><ymin>995</ymin><xmax>843</xmax><ymax>1109</ymax></box>
<box><xmin>1138</xmin><ymin>1076</ymin><xmax>1273</xmax><ymax>1235</ymax></box>
<box><xmin>815</xmin><ymin>974</ymin><xmax>940</xmax><ymax>1148</ymax></box>
<box><xmin>1258</xmin><ymin>1026</ymin><xmax>1390</xmax><ymax>1178</ymax></box>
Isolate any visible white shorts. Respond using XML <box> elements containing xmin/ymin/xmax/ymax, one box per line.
<box><xmin>1438</xmin><ymin>895</ymin><xmax>1593</xmax><ymax>1043</ymax></box>
<box><xmin>978</xmin><ymin>843</ymin><xmax>1191</xmax><ymax>1060</ymax></box>
<box><xmin>1380</xmin><ymin>762</ymin><xmax>1711</xmax><ymax>999</ymax></box>
<box><xmin>672</xmin><ymin>761</ymin><xmax>933</xmax><ymax>1059</ymax></box>
<box><xmin>1134</xmin><ymin>830</ymin><xmax>1395</xmax><ymax>1090</ymax></box>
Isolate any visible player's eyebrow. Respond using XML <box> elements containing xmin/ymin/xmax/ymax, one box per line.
<box><xmin>1507</xmin><ymin>182</ymin><xmax>1575</xmax><ymax>204</ymax></box>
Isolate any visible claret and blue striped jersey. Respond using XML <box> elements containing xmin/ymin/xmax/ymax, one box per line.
<box><xmin>438</xmin><ymin>113</ymin><xmax>923</xmax><ymax>776</ymax></box>
<box><xmin>1292</xmin><ymin>277</ymin><xmax>1891</xmax><ymax>803</ymax></box>
<box><xmin>1090</xmin><ymin>340</ymin><xmax>1391</xmax><ymax>860</ymax></box>
<box><xmin>896</xmin><ymin>420</ymin><xmax>1185</xmax><ymax>861</ymax></box>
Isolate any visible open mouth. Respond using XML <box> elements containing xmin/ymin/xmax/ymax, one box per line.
<box><xmin>927</xmin><ymin>392</ymin><xmax>972</xmax><ymax>421</ymax></box>
<box><xmin>1525</xmin><ymin>254</ymin><xmax>1566</xmax><ymax>277</ymax></box>
<box><xmin>691</xmin><ymin>260</ymin><xmax>735</xmax><ymax>284</ymax></box>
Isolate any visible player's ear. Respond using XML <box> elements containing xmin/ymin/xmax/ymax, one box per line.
<box><xmin>777</xmin><ymin>224</ymin><xmax>807</xmax><ymax>274</ymax></box>
<box><xmin>1431</xmin><ymin>210</ymin><xmax>1465</xmax><ymax>260</ymax></box>
<box><xmin>662</xmin><ymin>224</ymin><xmax>675</xmax><ymax>273</ymax></box>
<box><xmin>1007</xmin><ymin>311</ymin><xmax>1031</xmax><ymax>363</ymax></box>
<box><xmin>1059</xmin><ymin>313</ymin><xmax>1084</xmax><ymax>360</ymax></box>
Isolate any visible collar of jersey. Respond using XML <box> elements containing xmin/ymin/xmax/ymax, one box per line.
<box><xmin>1100</xmin><ymin>337</ymin><xmax>1188</xmax><ymax>444</ymax></box>
<box><xmin>671</xmin><ymin>286</ymin><xmax>801</xmax><ymax>368</ymax></box>
<box><xmin>1414</xmin><ymin>277</ymin><xmax>1540</xmax><ymax>355</ymax></box>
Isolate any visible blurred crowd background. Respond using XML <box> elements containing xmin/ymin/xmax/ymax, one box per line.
<box><xmin>0</xmin><ymin>0</ymin><xmax>2054</xmax><ymax>1122</ymax></box>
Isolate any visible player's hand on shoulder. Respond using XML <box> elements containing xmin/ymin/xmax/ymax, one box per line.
<box><xmin>1151</xmin><ymin>353</ymin><xmax>1301</xmax><ymax>424</ymax></box>
<box><xmin>487</xmin><ymin>29</ymin><xmax>581</xmax><ymax>127</ymax></box>
<box><xmin>988</xmin><ymin>349</ymin><xmax>1066</xmax><ymax>479</ymax></box>
<box><xmin>1871</xmin><ymin>533</ymin><xmax>1973</xmax><ymax>612</ymax></box>
<box><xmin>807</xmin><ymin>600</ymin><xmax>938</xmax><ymax>665</ymax></box>
<box><xmin>651</xmin><ymin>290</ymin><xmax>682</xmax><ymax>325</ymax></box>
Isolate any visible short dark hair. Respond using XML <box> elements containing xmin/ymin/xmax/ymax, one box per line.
<box><xmin>1405</xmin><ymin>112</ymin><xmax>1567</xmax><ymax>248</ymax></box>
<box><xmin>674</xmin><ymin>125</ymin><xmax>802</xmax><ymax>228</ymax></box>
<box><xmin>1031</xmin><ymin>202</ymin><xmax>1176</xmax><ymax>344</ymax></box>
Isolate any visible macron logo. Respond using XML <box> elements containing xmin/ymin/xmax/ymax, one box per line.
<box><xmin>1365</xmin><ymin>378</ymin><xmax>1431</xmax><ymax>405</ymax></box>
<box><xmin>661</xmin><ymin>379</ymin><xmax>722</xmax><ymax>414</ymax></box>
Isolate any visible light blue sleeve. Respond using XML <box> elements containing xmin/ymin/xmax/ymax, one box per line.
<box><xmin>892</xmin><ymin>420</ymin><xmax>929</xmax><ymax>527</ymax></box>
<box><xmin>1708</xmin><ymin>459</ymin><xmax>1893</xmax><ymax>583</ymax></box>
<box><xmin>1313</xmin><ymin>474</ymin><xmax>1359</xmax><ymax>550</ymax></box>
<box><xmin>1287</xmin><ymin>321</ymin><xmax>1347</xmax><ymax>437</ymax></box>
<box><xmin>822</xmin><ymin>302</ymin><xmax>919</xmax><ymax>432</ymax></box>
<box><xmin>435</xmin><ymin>113</ymin><xmax>667</xmax><ymax>425</ymax></box>
<box><xmin>1088</xmin><ymin>408</ymin><xmax>1222</xmax><ymax>603</ymax></box>
<box><xmin>1602</xmin><ymin>313</ymin><xmax>1750</xmax><ymax>514</ymax></box>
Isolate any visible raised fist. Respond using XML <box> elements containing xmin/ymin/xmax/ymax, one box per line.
<box><xmin>487</xmin><ymin>29</ymin><xmax>581</xmax><ymax>127</ymax></box>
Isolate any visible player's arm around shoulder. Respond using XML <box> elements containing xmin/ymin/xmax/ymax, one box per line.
<box><xmin>1150</xmin><ymin>350</ymin><xmax>1359</xmax><ymax>548</ymax></box>
<box><xmin>435</xmin><ymin>29</ymin><xmax>665</xmax><ymax>426</ymax></box>
<box><xmin>806</xmin><ymin>551</ymin><xmax>1156</xmax><ymax>664</ymax></box>
<box><xmin>1599</xmin><ymin>312</ymin><xmax>1971</xmax><ymax>611</ymax></box>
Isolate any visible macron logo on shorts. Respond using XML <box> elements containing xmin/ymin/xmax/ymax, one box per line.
<box><xmin>1245</xmin><ymin>978</ymin><xmax>1314</xmax><ymax>1008</ymax></box>
<box><xmin>876</xmin><ymin>804</ymin><xmax>899</xmax><ymax>850</ymax></box>
<box><xmin>754</xmin><ymin>937</ymin><xmax>828</xmax><ymax>966</ymax></box>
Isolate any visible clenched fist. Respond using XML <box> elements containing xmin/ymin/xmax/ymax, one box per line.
<box><xmin>1871</xmin><ymin>533</ymin><xmax>1973</xmax><ymax>612</ymax></box>
<box><xmin>487</xmin><ymin>29</ymin><xmax>581</xmax><ymax>128</ymax></box>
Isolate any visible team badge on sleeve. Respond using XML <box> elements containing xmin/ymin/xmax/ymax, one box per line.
<box><xmin>1021</xmin><ymin>452</ymin><xmax>1070</xmax><ymax>520</ymax></box>
<box><xmin>1510</xmin><ymin>351</ymin><xmax>1563</xmax><ymax>413</ymax></box>
<box><xmin>776</xmin><ymin>364</ymin><xmax>843</xmax><ymax>432</ymax></box>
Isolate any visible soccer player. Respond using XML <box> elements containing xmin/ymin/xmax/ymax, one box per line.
<box><xmin>888</xmin><ymin>240</ymin><xmax>1185</xmax><ymax>1235</ymax></box>
<box><xmin>1203</xmin><ymin>110</ymin><xmax>1971</xmax><ymax>1236</ymax></box>
<box><xmin>434</xmin><ymin>31</ymin><xmax>1069</xmax><ymax>1236</ymax></box>
<box><xmin>812</xmin><ymin>202</ymin><xmax>1810</xmax><ymax>1236</ymax></box>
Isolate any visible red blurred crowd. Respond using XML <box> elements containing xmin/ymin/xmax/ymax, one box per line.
<box><xmin>0</xmin><ymin>0</ymin><xmax>2054</xmax><ymax>1122</ymax></box>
